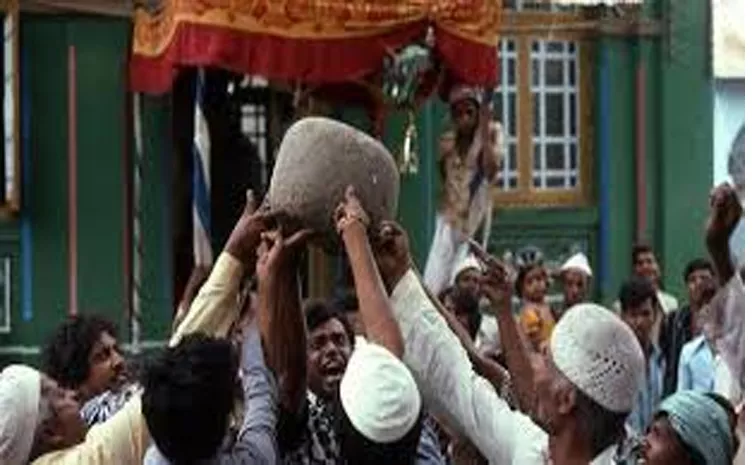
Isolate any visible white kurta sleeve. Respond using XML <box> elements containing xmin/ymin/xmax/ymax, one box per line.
<box><xmin>390</xmin><ymin>269</ymin><xmax>547</xmax><ymax>465</ymax></box>
<box><xmin>702</xmin><ymin>271</ymin><xmax>745</xmax><ymax>389</ymax></box>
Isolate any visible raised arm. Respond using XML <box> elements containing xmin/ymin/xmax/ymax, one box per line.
<box><xmin>705</xmin><ymin>183</ymin><xmax>742</xmax><ymax>286</ymax></box>
<box><xmin>479</xmin><ymin>107</ymin><xmax>503</xmax><ymax>182</ymax></box>
<box><xmin>255</xmin><ymin>226</ymin><xmax>311</xmax><ymax>415</ymax></box>
<box><xmin>468</xmin><ymin>241</ymin><xmax>536</xmax><ymax>415</ymax></box>
<box><xmin>422</xmin><ymin>286</ymin><xmax>512</xmax><ymax>402</ymax></box>
<box><xmin>32</xmin><ymin>193</ymin><xmax>275</xmax><ymax>465</ymax></box>
<box><xmin>173</xmin><ymin>265</ymin><xmax>211</xmax><ymax>333</ymax></box>
<box><xmin>702</xmin><ymin>183</ymin><xmax>745</xmax><ymax>388</ymax></box>
<box><xmin>171</xmin><ymin>191</ymin><xmax>275</xmax><ymax>347</ymax></box>
<box><xmin>372</xmin><ymin>222</ymin><xmax>541</xmax><ymax>464</ymax></box>
<box><xmin>336</xmin><ymin>187</ymin><xmax>403</xmax><ymax>357</ymax></box>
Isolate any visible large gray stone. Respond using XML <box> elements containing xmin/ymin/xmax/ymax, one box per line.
<box><xmin>266</xmin><ymin>117</ymin><xmax>400</xmax><ymax>251</ymax></box>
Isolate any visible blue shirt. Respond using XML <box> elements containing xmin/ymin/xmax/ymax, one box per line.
<box><xmin>627</xmin><ymin>345</ymin><xmax>665</xmax><ymax>435</ymax></box>
<box><xmin>677</xmin><ymin>335</ymin><xmax>715</xmax><ymax>392</ymax></box>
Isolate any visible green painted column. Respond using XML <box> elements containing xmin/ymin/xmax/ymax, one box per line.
<box><xmin>597</xmin><ymin>37</ymin><xmax>636</xmax><ymax>305</ymax></box>
<box><xmin>641</xmin><ymin>0</ymin><xmax>663</xmax><ymax>246</ymax></box>
<box><xmin>658</xmin><ymin>0</ymin><xmax>713</xmax><ymax>299</ymax></box>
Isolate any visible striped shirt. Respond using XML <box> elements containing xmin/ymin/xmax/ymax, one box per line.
<box><xmin>80</xmin><ymin>383</ymin><xmax>142</xmax><ymax>427</ymax></box>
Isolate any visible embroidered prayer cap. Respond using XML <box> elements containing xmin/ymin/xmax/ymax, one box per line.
<box><xmin>550</xmin><ymin>303</ymin><xmax>645</xmax><ymax>413</ymax></box>
<box><xmin>448</xmin><ymin>84</ymin><xmax>483</xmax><ymax>107</ymax></box>
<box><xmin>656</xmin><ymin>390</ymin><xmax>734</xmax><ymax>465</ymax></box>
<box><xmin>559</xmin><ymin>252</ymin><xmax>593</xmax><ymax>277</ymax></box>
<box><xmin>339</xmin><ymin>342</ymin><xmax>421</xmax><ymax>444</ymax></box>
<box><xmin>452</xmin><ymin>255</ymin><xmax>483</xmax><ymax>283</ymax></box>
<box><xmin>0</xmin><ymin>365</ymin><xmax>42</xmax><ymax>465</ymax></box>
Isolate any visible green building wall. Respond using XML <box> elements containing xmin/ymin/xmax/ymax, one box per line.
<box><xmin>0</xmin><ymin>0</ymin><xmax>713</xmax><ymax>364</ymax></box>
<box><xmin>0</xmin><ymin>14</ymin><xmax>173</xmax><ymax>366</ymax></box>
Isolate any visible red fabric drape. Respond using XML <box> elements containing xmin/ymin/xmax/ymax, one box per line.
<box><xmin>130</xmin><ymin>0</ymin><xmax>502</xmax><ymax>94</ymax></box>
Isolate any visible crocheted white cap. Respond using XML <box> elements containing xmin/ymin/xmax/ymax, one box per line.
<box><xmin>452</xmin><ymin>255</ymin><xmax>482</xmax><ymax>283</ymax></box>
<box><xmin>559</xmin><ymin>252</ymin><xmax>592</xmax><ymax>277</ymax></box>
<box><xmin>340</xmin><ymin>342</ymin><xmax>421</xmax><ymax>444</ymax></box>
<box><xmin>550</xmin><ymin>303</ymin><xmax>645</xmax><ymax>413</ymax></box>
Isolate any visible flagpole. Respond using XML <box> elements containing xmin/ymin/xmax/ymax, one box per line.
<box><xmin>131</xmin><ymin>92</ymin><xmax>143</xmax><ymax>353</ymax></box>
<box><xmin>193</xmin><ymin>69</ymin><xmax>212</xmax><ymax>268</ymax></box>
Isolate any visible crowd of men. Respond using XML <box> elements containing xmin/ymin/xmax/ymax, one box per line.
<box><xmin>0</xmin><ymin>86</ymin><xmax>745</xmax><ymax>465</ymax></box>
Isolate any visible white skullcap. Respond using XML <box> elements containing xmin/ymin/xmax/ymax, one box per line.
<box><xmin>452</xmin><ymin>255</ymin><xmax>482</xmax><ymax>283</ymax></box>
<box><xmin>559</xmin><ymin>252</ymin><xmax>592</xmax><ymax>277</ymax></box>
<box><xmin>550</xmin><ymin>303</ymin><xmax>645</xmax><ymax>413</ymax></box>
<box><xmin>340</xmin><ymin>342</ymin><xmax>421</xmax><ymax>444</ymax></box>
<box><xmin>0</xmin><ymin>365</ymin><xmax>42</xmax><ymax>465</ymax></box>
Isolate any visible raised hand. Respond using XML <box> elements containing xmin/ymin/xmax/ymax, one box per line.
<box><xmin>705</xmin><ymin>183</ymin><xmax>743</xmax><ymax>285</ymax></box>
<box><xmin>255</xmin><ymin>226</ymin><xmax>313</xmax><ymax>288</ymax></box>
<box><xmin>333</xmin><ymin>185</ymin><xmax>370</xmax><ymax>236</ymax></box>
<box><xmin>706</xmin><ymin>183</ymin><xmax>742</xmax><ymax>249</ymax></box>
<box><xmin>225</xmin><ymin>190</ymin><xmax>279</xmax><ymax>267</ymax></box>
<box><xmin>468</xmin><ymin>240</ymin><xmax>514</xmax><ymax>307</ymax></box>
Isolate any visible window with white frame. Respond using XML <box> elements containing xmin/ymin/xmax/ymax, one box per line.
<box><xmin>492</xmin><ymin>25</ymin><xmax>591</xmax><ymax>206</ymax></box>
<box><xmin>239</xmin><ymin>75</ymin><xmax>270</xmax><ymax>184</ymax></box>
<box><xmin>497</xmin><ymin>39</ymin><xmax>519</xmax><ymax>191</ymax></box>
<box><xmin>240</xmin><ymin>102</ymin><xmax>267</xmax><ymax>171</ymax></box>
<box><xmin>530</xmin><ymin>39</ymin><xmax>579</xmax><ymax>190</ymax></box>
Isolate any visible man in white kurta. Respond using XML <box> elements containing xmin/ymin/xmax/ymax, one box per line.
<box><xmin>380</xmin><ymin>223</ymin><xmax>645</xmax><ymax>465</ymax></box>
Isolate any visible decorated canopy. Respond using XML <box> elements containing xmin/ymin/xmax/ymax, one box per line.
<box><xmin>130</xmin><ymin>0</ymin><xmax>503</xmax><ymax>95</ymax></box>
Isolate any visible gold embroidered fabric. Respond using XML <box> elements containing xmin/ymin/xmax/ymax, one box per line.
<box><xmin>132</xmin><ymin>0</ymin><xmax>502</xmax><ymax>57</ymax></box>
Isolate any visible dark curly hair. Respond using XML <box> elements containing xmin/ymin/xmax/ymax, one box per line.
<box><xmin>41</xmin><ymin>314</ymin><xmax>118</xmax><ymax>390</ymax></box>
<box><xmin>304</xmin><ymin>298</ymin><xmax>355</xmax><ymax>347</ymax></box>
<box><xmin>142</xmin><ymin>333</ymin><xmax>237</xmax><ymax>463</ymax></box>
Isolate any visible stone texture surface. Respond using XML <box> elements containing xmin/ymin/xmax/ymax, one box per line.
<box><xmin>267</xmin><ymin>117</ymin><xmax>400</xmax><ymax>250</ymax></box>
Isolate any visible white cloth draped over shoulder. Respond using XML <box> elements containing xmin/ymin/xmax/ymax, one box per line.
<box><xmin>423</xmin><ymin>121</ymin><xmax>504</xmax><ymax>296</ymax></box>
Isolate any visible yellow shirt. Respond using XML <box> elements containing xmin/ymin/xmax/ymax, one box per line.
<box><xmin>32</xmin><ymin>253</ymin><xmax>244</xmax><ymax>465</ymax></box>
<box><xmin>519</xmin><ymin>304</ymin><xmax>554</xmax><ymax>352</ymax></box>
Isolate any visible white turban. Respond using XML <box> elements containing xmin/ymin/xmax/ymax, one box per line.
<box><xmin>550</xmin><ymin>304</ymin><xmax>645</xmax><ymax>413</ymax></box>
<box><xmin>0</xmin><ymin>365</ymin><xmax>42</xmax><ymax>465</ymax></box>
<box><xmin>559</xmin><ymin>252</ymin><xmax>592</xmax><ymax>277</ymax></box>
<box><xmin>452</xmin><ymin>255</ymin><xmax>482</xmax><ymax>284</ymax></box>
<box><xmin>340</xmin><ymin>343</ymin><xmax>421</xmax><ymax>444</ymax></box>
